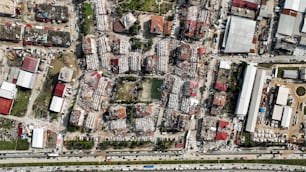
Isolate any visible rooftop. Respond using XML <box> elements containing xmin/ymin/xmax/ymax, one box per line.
<box><xmin>0</xmin><ymin>97</ymin><xmax>13</xmax><ymax>115</ymax></box>
<box><xmin>0</xmin><ymin>24</ymin><xmax>21</xmax><ymax>42</ymax></box>
<box><xmin>150</xmin><ymin>16</ymin><xmax>164</xmax><ymax>34</ymax></box>
<box><xmin>35</xmin><ymin>4</ymin><xmax>69</xmax><ymax>23</ymax></box>
<box><xmin>58</xmin><ymin>67</ymin><xmax>74</xmax><ymax>83</ymax></box>
<box><xmin>21</xmin><ymin>56</ymin><xmax>40</xmax><ymax>73</ymax></box>
<box><xmin>54</xmin><ymin>83</ymin><xmax>66</xmax><ymax>97</ymax></box>
<box><xmin>213</xmin><ymin>92</ymin><xmax>227</xmax><ymax>107</ymax></box>
<box><xmin>0</xmin><ymin>0</ymin><xmax>16</xmax><ymax>16</ymax></box>
<box><xmin>216</xmin><ymin>132</ymin><xmax>228</xmax><ymax>140</ymax></box>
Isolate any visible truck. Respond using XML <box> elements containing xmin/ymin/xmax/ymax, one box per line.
<box><xmin>143</xmin><ymin>165</ymin><xmax>154</xmax><ymax>169</ymax></box>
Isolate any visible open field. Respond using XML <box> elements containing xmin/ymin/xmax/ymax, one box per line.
<box><xmin>150</xmin><ymin>78</ymin><xmax>163</xmax><ymax>99</ymax></box>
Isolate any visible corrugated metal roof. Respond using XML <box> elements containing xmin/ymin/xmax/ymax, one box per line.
<box><xmin>245</xmin><ymin>69</ymin><xmax>266</xmax><ymax>132</ymax></box>
<box><xmin>32</xmin><ymin>128</ymin><xmax>44</xmax><ymax>148</ymax></box>
<box><xmin>224</xmin><ymin>16</ymin><xmax>256</xmax><ymax>53</ymax></box>
<box><xmin>276</xmin><ymin>86</ymin><xmax>289</xmax><ymax>105</ymax></box>
<box><xmin>281</xmin><ymin>106</ymin><xmax>292</xmax><ymax>128</ymax></box>
<box><xmin>16</xmin><ymin>70</ymin><xmax>36</xmax><ymax>89</ymax></box>
<box><xmin>49</xmin><ymin>96</ymin><xmax>64</xmax><ymax>113</ymax></box>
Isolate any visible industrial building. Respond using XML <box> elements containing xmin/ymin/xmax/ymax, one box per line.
<box><xmin>282</xmin><ymin>70</ymin><xmax>299</xmax><ymax>79</ymax></box>
<box><xmin>235</xmin><ymin>64</ymin><xmax>257</xmax><ymax>117</ymax></box>
<box><xmin>0</xmin><ymin>81</ymin><xmax>17</xmax><ymax>115</ymax></box>
<box><xmin>281</xmin><ymin>106</ymin><xmax>292</xmax><ymax>128</ymax></box>
<box><xmin>222</xmin><ymin>16</ymin><xmax>256</xmax><ymax>53</ymax></box>
<box><xmin>49</xmin><ymin>96</ymin><xmax>64</xmax><ymax>113</ymax></box>
<box><xmin>32</xmin><ymin>128</ymin><xmax>46</xmax><ymax>148</ymax></box>
<box><xmin>283</xmin><ymin>0</ymin><xmax>306</xmax><ymax>13</ymax></box>
<box><xmin>16</xmin><ymin>70</ymin><xmax>36</xmax><ymax>89</ymax></box>
<box><xmin>245</xmin><ymin>69</ymin><xmax>266</xmax><ymax>132</ymax></box>
<box><xmin>277</xmin><ymin>14</ymin><xmax>303</xmax><ymax>37</ymax></box>
<box><xmin>275</xmin><ymin>86</ymin><xmax>289</xmax><ymax>106</ymax></box>
<box><xmin>272</xmin><ymin>105</ymin><xmax>283</xmax><ymax>121</ymax></box>
<box><xmin>21</xmin><ymin>56</ymin><xmax>40</xmax><ymax>73</ymax></box>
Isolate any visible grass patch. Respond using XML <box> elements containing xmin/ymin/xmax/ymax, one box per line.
<box><xmin>296</xmin><ymin>87</ymin><xmax>306</xmax><ymax>96</ymax></box>
<box><xmin>0</xmin><ymin>141</ymin><xmax>16</xmax><ymax>150</ymax></box>
<box><xmin>304</xmin><ymin>106</ymin><xmax>306</xmax><ymax>115</ymax></box>
<box><xmin>277</xmin><ymin>67</ymin><xmax>299</xmax><ymax>78</ymax></box>
<box><xmin>65</xmin><ymin>140</ymin><xmax>94</xmax><ymax>150</ymax></box>
<box><xmin>81</xmin><ymin>2</ymin><xmax>93</xmax><ymax>35</ymax></box>
<box><xmin>151</xmin><ymin>78</ymin><xmax>163</xmax><ymax>99</ymax></box>
<box><xmin>10</xmin><ymin>89</ymin><xmax>31</xmax><ymax>117</ymax></box>
<box><xmin>119</xmin><ymin>0</ymin><xmax>159</xmax><ymax>13</ymax></box>
<box><xmin>0</xmin><ymin>118</ymin><xmax>14</xmax><ymax>129</ymax></box>
<box><xmin>0</xmin><ymin>139</ymin><xmax>28</xmax><ymax>150</ymax></box>
<box><xmin>16</xmin><ymin>139</ymin><xmax>29</xmax><ymax>150</ymax></box>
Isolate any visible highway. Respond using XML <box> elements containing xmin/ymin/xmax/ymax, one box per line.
<box><xmin>1</xmin><ymin>163</ymin><xmax>305</xmax><ymax>172</ymax></box>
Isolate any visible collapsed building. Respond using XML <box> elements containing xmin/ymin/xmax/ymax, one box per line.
<box><xmin>24</xmin><ymin>26</ymin><xmax>71</xmax><ymax>48</ymax></box>
<box><xmin>0</xmin><ymin>23</ymin><xmax>22</xmax><ymax>43</ymax></box>
<box><xmin>35</xmin><ymin>4</ymin><xmax>69</xmax><ymax>23</ymax></box>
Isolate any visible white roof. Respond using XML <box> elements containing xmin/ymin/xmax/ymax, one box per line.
<box><xmin>235</xmin><ymin>64</ymin><xmax>257</xmax><ymax>116</ymax></box>
<box><xmin>0</xmin><ymin>81</ymin><xmax>17</xmax><ymax>99</ymax></box>
<box><xmin>32</xmin><ymin>128</ymin><xmax>44</xmax><ymax>148</ymax></box>
<box><xmin>246</xmin><ymin>69</ymin><xmax>266</xmax><ymax>132</ymax></box>
<box><xmin>277</xmin><ymin>14</ymin><xmax>299</xmax><ymax>36</ymax></box>
<box><xmin>49</xmin><ymin>96</ymin><xmax>64</xmax><ymax>113</ymax></box>
<box><xmin>223</xmin><ymin>16</ymin><xmax>256</xmax><ymax>53</ymax></box>
<box><xmin>281</xmin><ymin>106</ymin><xmax>292</xmax><ymax>128</ymax></box>
<box><xmin>276</xmin><ymin>86</ymin><xmax>289</xmax><ymax>105</ymax></box>
<box><xmin>16</xmin><ymin>70</ymin><xmax>36</xmax><ymax>89</ymax></box>
<box><xmin>284</xmin><ymin>0</ymin><xmax>306</xmax><ymax>12</ymax></box>
<box><xmin>219</xmin><ymin>61</ymin><xmax>231</xmax><ymax>70</ymax></box>
<box><xmin>272</xmin><ymin>105</ymin><xmax>283</xmax><ymax>121</ymax></box>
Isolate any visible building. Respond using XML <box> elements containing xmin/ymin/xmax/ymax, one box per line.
<box><xmin>178</xmin><ymin>44</ymin><xmax>191</xmax><ymax>61</ymax></box>
<box><xmin>69</xmin><ymin>109</ymin><xmax>85</xmax><ymax>127</ymax></box>
<box><xmin>299</xmin><ymin>68</ymin><xmax>306</xmax><ymax>80</ymax></box>
<box><xmin>245</xmin><ymin>69</ymin><xmax>266</xmax><ymax>132</ymax></box>
<box><xmin>0</xmin><ymin>97</ymin><xmax>13</xmax><ymax>115</ymax></box>
<box><xmin>7</xmin><ymin>67</ymin><xmax>19</xmax><ymax>84</ymax></box>
<box><xmin>0</xmin><ymin>81</ymin><xmax>17</xmax><ymax>100</ymax></box>
<box><xmin>156</xmin><ymin>39</ymin><xmax>169</xmax><ymax>73</ymax></box>
<box><xmin>58</xmin><ymin>67</ymin><xmax>74</xmax><ymax>83</ymax></box>
<box><xmin>277</xmin><ymin>14</ymin><xmax>303</xmax><ymax>37</ymax></box>
<box><xmin>231</xmin><ymin>0</ymin><xmax>260</xmax><ymax>11</ymax></box>
<box><xmin>134</xmin><ymin>117</ymin><xmax>155</xmax><ymax>134</ymax></box>
<box><xmin>219</xmin><ymin>61</ymin><xmax>231</xmax><ymax>70</ymax></box>
<box><xmin>120</xmin><ymin>13</ymin><xmax>137</xmax><ymax>29</ymax></box>
<box><xmin>0</xmin><ymin>0</ymin><xmax>16</xmax><ymax>17</ymax></box>
<box><xmin>213</xmin><ymin>92</ymin><xmax>227</xmax><ymax>107</ymax></box>
<box><xmin>281</xmin><ymin>106</ymin><xmax>292</xmax><ymax>128</ymax></box>
<box><xmin>109</xmin><ymin>105</ymin><xmax>126</xmax><ymax>120</ymax></box>
<box><xmin>54</xmin><ymin>83</ymin><xmax>66</xmax><ymax>97</ymax></box>
<box><xmin>21</xmin><ymin>56</ymin><xmax>40</xmax><ymax>73</ymax></box>
<box><xmin>216</xmin><ymin>132</ymin><xmax>228</xmax><ymax>141</ymax></box>
<box><xmin>283</xmin><ymin>0</ymin><xmax>306</xmax><ymax>13</ymax></box>
<box><xmin>222</xmin><ymin>16</ymin><xmax>256</xmax><ymax>53</ymax></box>
<box><xmin>32</xmin><ymin>128</ymin><xmax>45</xmax><ymax>148</ymax></box>
<box><xmin>84</xmin><ymin>113</ymin><xmax>96</xmax><ymax>130</ymax></box>
<box><xmin>49</xmin><ymin>96</ymin><xmax>64</xmax><ymax>113</ymax></box>
<box><xmin>218</xmin><ymin>120</ymin><xmax>229</xmax><ymax>129</ymax></box>
<box><xmin>16</xmin><ymin>70</ymin><xmax>36</xmax><ymax>89</ymax></box>
<box><xmin>0</xmin><ymin>24</ymin><xmax>21</xmax><ymax>43</ymax></box>
<box><xmin>182</xmin><ymin>80</ymin><xmax>199</xmax><ymax>97</ymax></box>
<box><xmin>150</xmin><ymin>16</ymin><xmax>164</xmax><ymax>34</ymax></box>
<box><xmin>82</xmin><ymin>35</ymin><xmax>97</xmax><ymax>55</ymax></box>
<box><xmin>235</xmin><ymin>64</ymin><xmax>257</xmax><ymax>117</ymax></box>
<box><xmin>167</xmin><ymin>93</ymin><xmax>179</xmax><ymax>110</ymax></box>
<box><xmin>135</xmin><ymin>105</ymin><xmax>153</xmax><ymax>117</ymax></box>
<box><xmin>282</xmin><ymin>70</ymin><xmax>298</xmax><ymax>79</ymax></box>
<box><xmin>272</xmin><ymin>105</ymin><xmax>283</xmax><ymax>121</ymax></box>
<box><xmin>276</xmin><ymin>86</ymin><xmax>289</xmax><ymax>106</ymax></box>
<box><xmin>35</xmin><ymin>4</ymin><xmax>69</xmax><ymax>23</ymax></box>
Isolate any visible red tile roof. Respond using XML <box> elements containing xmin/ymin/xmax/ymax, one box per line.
<box><xmin>178</xmin><ymin>44</ymin><xmax>191</xmax><ymax>61</ymax></box>
<box><xmin>185</xmin><ymin>20</ymin><xmax>196</xmax><ymax>37</ymax></box>
<box><xmin>0</xmin><ymin>97</ymin><xmax>13</xmax><ymax>115</ymax></box>
<box><xmin>21</xmin><ymin>56</ymin><xmax>39</xmax><ymax>73</ymax></box>
<box><xmin>216</xmin><ymin>132</ymin><xmax>228</xmax><ymax>140</ymax></box>
<box><xmin>150</xmin><ymin>16</ymin><xmax>164</xmax><ymax>34</ymax></box>
<box><xmin>213</xmin><ymin>93</ymin><xmax>227</xmax><ymax>107</ymax></box>
<box><xmin>54</xmin><ymin>83</ymin><xmax>65</xmax><ymax>97</ymax></box>
<box><xmin>214</xmin><ymin>82</ymin><xmax>228</xmax><ymax>92</ymax></box>
<box><xmin>190</xmin><ymin>80</ymin><xmax>199</xmax><ymax>97</ymax></box>
<box><xmin>163</xmin><ymin>21</ymin><xmax>173</xmax><ymax>35</ymax></box>
<box><xmin>232</xmin><ymin>0</ymin><xmax>259</xmax><ymax>10</ymax></box>
<box><xmin>218</xmin><ymin>120</ymin><xmax>229</xmax><ymax>128</ymax></box>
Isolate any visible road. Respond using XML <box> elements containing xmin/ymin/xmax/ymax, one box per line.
<box><xmin>0</xmin><ymin>162</ymin><xmax>305</xmax><ymax>172</ymax></box>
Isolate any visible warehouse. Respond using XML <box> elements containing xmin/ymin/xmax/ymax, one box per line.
<box><xmin>16</xmin><ymin>70</ymin><xmax>36</xmax><ymax>89</ymax></box>
<box><xmin>283</xmin><ymin>0</ymin><xmax>306</xmax><ymax>13</ymax></box>
<box><xmin>245</xmin><ymin>69</ymin><xmax>266</xmax><ymax>132</ymax></box>
<box><xmin>281</xmin><ymin>106</ymin><xmax>292</xmax><ymax>128</ymax></box>
<box><xmin>32</xmin><ymin>128</ymin><xmax>45</xmax><ymax>148</ymax></box>
<box><xmin>272</xmin><ymin>105</ymin><xmax>283</xmax><ymax>121</ymax></box>
<box><xmin>222</xmin><ymin>16</ymin><xmax>256</xmax><ymax>53</ymax></box>
<box><xmin>235</xmin><ymin>64</ymin><xmax>257</xmax><ymax>117</ymax></box>
<box><xmin>282</xmin><ymin>70</ymin><xmax>298</xmax><ymax>79</ymax></box>
<box><xmin>276</xmin><ymin>86</ymin><xmax>289</xmax><ymax>106</ymax></box>
<box><xmin>49</xmin><ymin>96</ymin><xmax>64</xmax><ymax>113</ymax></box>
<box><xmin>0</xmin><ymin>81</ymin><xmax>17</xmax><ymax>100</ymax></box>
<box><xmin>277</xmin><ymin>14</ymin><xmax>302</xmax><ymax>37</ymax></box>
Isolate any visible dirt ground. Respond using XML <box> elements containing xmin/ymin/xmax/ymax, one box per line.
<box><xmin>140</xmin><ymin>79</ymin><xmax>152</xmax><ymax>101</ymax></box>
